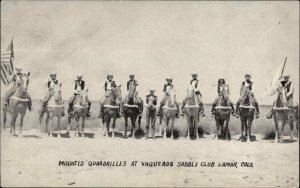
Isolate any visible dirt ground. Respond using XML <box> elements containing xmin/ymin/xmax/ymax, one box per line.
<box><xmin>1</xmin><ymin>102</ymin><xmax>299</xmax><ymax>187</ymax></box>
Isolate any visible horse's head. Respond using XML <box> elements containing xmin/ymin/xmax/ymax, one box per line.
<box><xmin>128</xmin><ymin>83</ymin><xmax>136</xmax><ymax>98</ymax></box>
<box><xmin>77</xmin><ymin>90</ymin><xmax>89</xmax><ymax>107</ymax></box>
<box><xmin>52</xmin><ymin>84</ymin><xmax>62</xmax><ymax>102</ymax></box>
<box><xmin>187</xmin><ymin>86</ymin><xmax>195</xmax><ymax>99</ymax></box>
<box><xmin>166</xmin><ymin>88</ymin><xmax>176</xmax><ymax>107</ymax></box>
<box><xmin>147</xmin><ymin>95</ymin><xmax>155</xmax><ymax>110</ymax></box>
<box><xmin>20</xmin><ymin>72</ymin><xmax>30</xmax><ymax>92</ymax></box>
<box><xmin>276</xmin><ymin>86</ymin><xmax>287</xmax><ymax>107</ymax></box>
<box><xmin>111</xmin><ymin>85</ymin><xmax>122</xmax><ymax>104</ymax></box>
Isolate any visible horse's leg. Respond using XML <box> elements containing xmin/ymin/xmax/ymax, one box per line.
<box><xmin>274</xmin><ymin>118</ymin><xmax>279</xmax><ymax>143</ymax></box>
<box><xmin>171</xmin><ymin>118</ymin><xmax>175</xmax><ymax>139</ymax></box>
<box><xmin>106</xmin><ymin>118</ymin><xmax>110</xmax><ymax>137</ymax></box>
<box><xmin>280</xmin><ymin>120</ymin><xmax>286</xmax><ymax>143</ymax></box>
<box><xmin>164</xmin><ymin>118</ymin><xmax>168</xmax><ymax>139</ymax></box>
<box><xmin>247</xmin><ymin>120</ymin><xmax>252</xmax><ymax>142</ymax></box>
<box><xmin>112</xmin><ymin>118</ymin><xmax>117</xmax><ymax>138</ymax></box>
<box><xmin>131</xmin><ymin>116</ymin><xmax>136</xmax><ymax>139</ymax></box>
<box><xmin>195</xmin><ymin>116</ymin><xmax>199</xmax><ymax>139</ymax></box>
<box><xmin>240</xmin><ymin>119</ymin><xmax>244</xmax><ymax>142</ymax></box>
<box><xmin>10</xmin><ymin>113</ymin><xmax>17</xmax><ymax>136</ymax></box>
<box><xmin>19</xmin><ymin>112</ymin><xmax>25</xmax><ymax>136</ymax></box>
<box><xmin>186</xmin><ymin>116</ymin><xmax>191</xmax><ymax>139</ymax></box>
<box><xmin>2</xmin><ymin>109</ymin><xmax>7</xmax><ymax>132</ymax></box>
<box><xmin>225</xmin><ymin>117</ymin><xmax>230</xmax><ymax>141</ymax></box>
<box><xmin>82</xmin><ymin>117</ymin><xmax>86</xmax><ymax>138</ymax></box>
<box><xmin>57</xmin><ymin>116</ymin><xmax>62</xmax><ymax>138</ymax></box>
<box><xmin>124</xmin><ymin>116</ymin><xmax>128</xmax><ymax>137</ymax></box>
<box><xmin>288</xmin><ymin>119</ymin><xmax>294</xmax><ymax>141</ymax></box>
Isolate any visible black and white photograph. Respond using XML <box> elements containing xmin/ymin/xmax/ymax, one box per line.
<box><xmin>0</xmin><ymin>1</ymin><xmax>299</xmax><ymax>187</ymax></box>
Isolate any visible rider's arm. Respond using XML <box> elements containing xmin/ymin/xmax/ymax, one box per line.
<box><xmin>153</xmin><ymin>96</ymin><xmax>157</xmax><ymax>105</ymax></box>
<box><xmin>287</xmin><ymin>82</ymin><xmax>294</xmax><ymax>97</ymax></box>
<box><xmin>146</xmin><ymin>96</ymin><xmax>149</xmax><ymax>104</ymax></box>
<box><xmin>163</xmin><ymin>84</ymin><xmax>167</xmax><ymax>92</ymax></box>
<box><xmin>127</xmin><ymin>81</ymin><xmax>130</xmax><ymax>91</ymax></box>
<box><xmin>73</xmin><ymin>81</ymin><xmax>79</xmax><ymax>94</ymax></box>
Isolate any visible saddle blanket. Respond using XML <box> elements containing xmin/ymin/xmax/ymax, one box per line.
<box><xmin>162</xmin><ymin>106</ymin><xmax>177</xmax><ymax>110</ymax></box>
<box><xmin>124</xmin><ymin>104</ymin><xmax>138</xmax><ymax>108</ymax></box>
<box><xmin>239</xmin><ymin>105</ymin><xmax>255</xmax><ymax>109</ymax></box>
<box><xmin>184</xmin><ymin>104</ymin><xmax>200</xmax><ymax>108</ymax></box>
<box><xmin>215</xmin><ymin>106</ymin><xmax>231</xmax><ymax>109</ymax></box>
<box><xmin>104</xmin><ymin>105</ymin><xmax>119</xmax><ymax>109</ymax></box>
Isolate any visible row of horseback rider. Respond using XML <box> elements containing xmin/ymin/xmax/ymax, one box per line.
<box><xmin>3</xmin><ymin>68</ymin><xmax>295</xmax><ymax>119</ymax></box>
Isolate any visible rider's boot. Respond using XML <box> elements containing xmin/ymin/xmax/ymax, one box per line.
<box><xmin>68</xmin><ymin>103</ymin><xmax>73</xmax><ymax>116</ymax></box>
<box><xmin>200</xmin><ymin>105</ymin><xmax>205</xmax><ymax>117</ymax></box>
<box><xmin>255</xmin><ymin>103</ymin><xmax>260</xmax><ymax>119</ymax></box>
<box><xmin>211</xmin><ymin>104</ymin><xmax>216</xmax><ymax>117</ymax></box>
<box><xmin>266</xmin><ymin>109</ymin><xmax>273</xmax><ymax>119</ymax></box>
<box><xmin>2</xmin><ymin>101</ymin><xmax>8</xmax><ymax>110</ymax></box>
<box><xmin>40</xmin><ymin>105</ymin><xmax>46</xmax><ymax>116</ymax></box>
<box><xmin>181</xmin><ymin>108</ymin><xmax>185</xmax><ymax>116</ymax></box>
<box><xmin>230</xmin><ymin>103</ymin><xmax>236</xmax><ymax>116</ymax></box>
<box><xmin>235</xmin><ymin>103</ymin><xmax>240</xmax><ymax>118</ymax></box>
<box><xmin>98</xmin><ymin>104</ymin><xmax>104</xmax><ymax>118</ymax></box>
<box><xmin>87</xmin><ymin>105</ymin><xmax>91</xmax><ymax>117</ymax></box>
<box><xmin>157</xmin><ymin>105</ymin><xmax>162</xmax><ymax>116</ymax></box>
<box><xmin>28</xmin><ymin>100</ymin><xmax>33</xmax><ymax>111</ymax></box>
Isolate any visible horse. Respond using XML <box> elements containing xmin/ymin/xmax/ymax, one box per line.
<box><xmin>102</xmin><ymin>86</ymin><xmax>122</xmax><ymax>138</ymax></box>
<box><xmin>272</xmin><ymin>86</ymin><xmax>296</xmax><ymax>143</ymax></box>
<box><xmin>287</xmin><ymin>104</ymin><xmax>299</xmax><ymax>141</ymax></box>
<box><xmin>69</xmin><ymin>90</ymin><xmax>89</xmax><ymax>137</ymax></box>
<box><xmin>145</xmin><ymin>95</ymin><xmax>157</xmax><ymax>139</ymax></box>
<box><xmin>238</xmin><ymin>86</ymin><xmax>255</xmax><ymax>142</ymax></box>
<box><xmin>39</xmin><ymin>84</ymin><xmax>65</xmax><ymax>137</ymax></box>
<box><xmin>183</xmin><ymin>87</ymin><xmax>201</xmax><ymax>139</ymax></box>
<box><xmin>2</xmin><ymin>73</ymin><xmax>30</xmax><ymax>136</ymax></box>
<box><xmin>123</xmin><ymin>83</ymin><xmax>143</xmax><ymax>138</ymax></box>
<box><xmin>161</xmin><ymin>88</ymin><xmax>177</xmax><ymax>139</ymax></box>
<box><xmin>214</xmin><ymin>84</ymin><xmax>232</xmax><ymax>140</ymax></box>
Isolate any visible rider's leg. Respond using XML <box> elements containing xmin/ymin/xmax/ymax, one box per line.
<box><xmin>236</xmin><ymin>99</ymin><xmax>241</xmax><ymax>115</ymax></box>
<box><xmin>27</xmin><ymin>94</ymin><xmax>32</xmax><ymax>111</ymax></box>
<box><xmin>266</xmin><ymin>101</ymin><xmax>276</xmax><ymax>119</ymax></box>
<box><xmin>40</xmin><ymin>92</ymin><xmax>51</xmax><ymax>116</ymax></box>
<box><xmin>252</xmin><ymin>96</ymin><xmax>260</xmax><ymax>118</ymax></box>
<box><xmin>87</xmin><ymin>100</ymin><xmax>91</xmax><ymax>117</ymax></box>
<box><xmin>181</xmin><ymin>98</ymin><xmax>186</xmax><ymax>116</ymax></box>
<box><xmin>211</xmin><ymin>97</ymin><xmax>219</xmax><ymax>115</ymax></box>
<box><xmin>68</xmin><ymin>95</ymin><xmax>76</xmax><ymax>114</ymax></box>
<box><xmin>226</xmin><ymin>97</ymin><xmax>236</xmax><ymax>115</ymax></box>
<box><xmin>175</xmin><ymin>101</ymin><xmax>180</xmax><ymax>118</ymax></box>
<box><xmin>158</xmin><ymin>95</ymin><xmax>167</xmax><ymax>116</ymax></box>
<box><xmin>3</xmin><ymin>86</ymin><xmax>17</xmax><ymax>107</ymax></box>
<box><xmin>99</xmin><ymin>97</ymin><xmax>105</xmax><ymax>118</ymax></box>
<box><xmin>197</xmin><ymin>94</ymin><xmax>205</xmax><ymax>116</ymax></box>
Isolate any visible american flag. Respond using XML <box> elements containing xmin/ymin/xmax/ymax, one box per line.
<box><xmin>1</xmin><ymin>38</ymin><xmax>15</xmax><ymax>85</ymax></box>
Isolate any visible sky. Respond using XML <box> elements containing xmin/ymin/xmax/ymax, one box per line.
<box><xmin>1</xmin><ymin>1</ymin><xmax>299</xmax><ymax>104</ymax></box>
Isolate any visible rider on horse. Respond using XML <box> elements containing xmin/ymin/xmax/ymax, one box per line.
<box><xmin>157</xmin><ymin>77</ymin><xmax>180</xmax><ymax>118</ymax></box>
<box><xmin>40</xmin><ymin>72</ymin><xmax>64</xmax><ymax>116</ymax></box>
<box><xmin>266</xmin><ymin>74</ymin><xmax>295</xmax><ymax>119</ymax></box>
<box><xmin>3</xmin><ymin>67</ymin><xmax>32</xmax><ymax>111</ymax></box>
<box><xmin>124</xmin><ymin>73</ymin><xmax>143</xmax><ymax>117</ymax></box>
<box><xmin>181</xmin><ymin>73</ymin><xmax>205</xmax><ymax>117</ymax></box>
<box><xmin>211</xmin><ymin>77</ymin><xmax>236</xmax><ymax>116</ymax></box>
<box><xmin>99</xmin><ymin>73</ymin><xmax>122</xmax><ymax>118</ymax></box>
<box><xmin>236</xmin><ymin>73</ymin><xmax>260</xmax><ymax>118</ymax></box>
<box><xmin>68</xmin><ymin>74</ymin><xmax>91</xmax><ymax>117</ymax></box>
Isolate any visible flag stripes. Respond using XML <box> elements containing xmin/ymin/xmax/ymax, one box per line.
<box><xmin>1</xmin><ymin>38</ymin><xmax>14</xmax><ymax>85</ymax></box>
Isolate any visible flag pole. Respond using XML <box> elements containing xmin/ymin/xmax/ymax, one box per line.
<box><xmin>279</xmin><ymin>57</ymin><xmax>287</xmax><ymax>79</ymax></box>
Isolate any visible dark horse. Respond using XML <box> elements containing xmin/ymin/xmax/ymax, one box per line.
<box><xmin>238</xmin><ymin>86</ymin><xmax>256</xmax><ymax>142</ymax></box>
<box><xmin>214</xmin><ymin>84</ymin><xmax>231</xmax><ymax>140</ymax></box>
<box><xmin>123</xmin><ymin>84</ymin><xmax>143</xmax><ymax>138</ymax></box>
<box><xmin>273</xmin><ymin>86</ymin><xmax>298</xmax><ymax>143</ymax></box>
<box><xmin>102</xmin><ymin>86</ymin><xmax>122</xmax><ymax>138</ymax></box>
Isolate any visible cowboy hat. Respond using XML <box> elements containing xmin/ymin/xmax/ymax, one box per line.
<box><xmin>107</xmin><ymin>73</ymin><xmax>113</xmax><ymax>77</ymax></box>
<box><xmin>129</xmin><ymin>73</ymin><xmax>135</xmax><ymax>76</ymax></box>
<box><xmin>15</xmin><ymin>68</ymin><xmax>22</xmax><ymax>74</ymax></box>
<box><xmin>191</xmin><ymin>73</ymin><xmax>198</xmax><ymax>76</ymax></box>
<box><xmin>149</xmin><ymin>88</ymin><xmax>156</xmax><ymax>92</ymax></box>
<box><xmin>166</xmin><ymin>77</ymin><xmax>173</xmax><ymax>81</ymax></box>
<box><xmin>50</xmin><ymin>72</ymin><xmax>56</xmax><ymax>76</ymax></box>
<box><xmin>77</xmin><ymin>73</ymin><xmax>83</xmax><ymax>78</ymax></box>
<box><xmin>244</xmin><ymin>73</ymin><xmax>251</xmax><ymax>78</ymax></box>
<box><xmin>283</xmin><ymin>74</ymin><xmax>291</xmax><ymax>78</ymax></box>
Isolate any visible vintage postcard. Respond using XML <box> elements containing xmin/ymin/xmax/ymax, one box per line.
<box><xmin>1</xmin><ymin>1</ymin><xmax>299</xmax><ymax>187</ymax></box>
